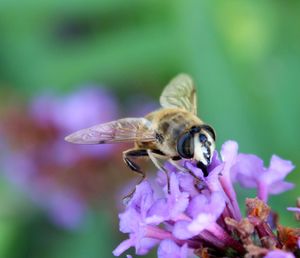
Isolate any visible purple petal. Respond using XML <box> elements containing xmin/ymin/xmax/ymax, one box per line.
<box><xmin>233</xmin><ymin>152</ymin><xmax>295</xmax><ymax>199</ymax></box>
<box><xmin>263</xmin><ymin>250</ymin><xmax>295</xmax><ymax>258</ymax></box>
<box><xmin>187</xmin><ymin>213</ymin><xmax>217</xmax><ymax>234</ymax></box>
<box><xmin>173</xmin><ymin>221</ymin><xmax>195</xmax><ymax>240</ymax></box>
<box><xmin>207</xmin><ymin>151</ymin><xmax>222</xmax><ymax>172</ymax></box>
<box><xmin>187</xmin><ymin>194</ymin><xmax>208</xmax><ymax>218</ymax></box>
<box><xmin>233</xmin><ymin>154</ymin><xmax>264</xmax><ymax>187</ymax></box>
<box><xmin>158</xmin><ymin>239</ymin><xmax>189</xmax><ymax>258</ymax></box>
<box><xmin>184</xmin><ymin>162</ymin><xmax>204</xmax><ymax>178</ymax></box>
<box><xmin>119</xmin><ymin>208</ymin><xmax>141</xmax><ymax>233</ymax></box>
<box><xmin>119</xmin><ymin>182</ymin><xmax>156</xmax><ymax>233</ymax></box>
<box><xmin>168</xmin><ymin>173</ymin><xmax>189</xmax><ymax>219</ymax></box>
<box><xmin>113</xmin><ymin>238</ymin><xmax>135</xmax><ymax>256</ymax></box>
<box><xmin>258</xmin><ymin>155</ymin><xmax>295</xmax><ymax>192</ymax></box>
<box><xmin>127</xmin><ymin>181</ymin><xmax>154</xmax><ymax>217</ymax></box>
<box><xmin>170</xmin><ymin>172</ymin><xmax>184</xmax><ymax>196</ymax></box>
<box><xmin>147</xmin><ymin>199</ymin><xmax>168</xmax><ymax>224</ymax></box>
<box><xmin>183</xmin><ymin>192</ymin><xmax>225</xmax><ymax>235</ymax></box>
<box><xmin>156</xmin><ymin>170</ymin><xmax>168</xmax><ymax>188</ymax></box>
<box><xmin>287</xmin><ymin>207</ymin><xmax>300</xmax><ymax>213</ymax></box>
<box><xmin>173</xmin><ymin>192</ymin><xmax>225</xmax><ymax>239</ymax></box>
<box><xmin>220</xmin><ymin>140</ymin><xmax>238</xmax><ymax>180</ymax></box>
<box><xmin>220</xmin><ymin>140</ymin><xmax>238</xmax><ymax>161</ymax></box>
<box><xmin>205</xmin><ymin>163</ymin><xmax>224</xmax><ymax>192</ymax></box>
<box><xmin>187</xmin><ymin>192</ymin><xmax>225</xmax><ymax>219</ymax></box>
<box><xmin>147</xmin><ymin>173</ymin><xmax>189</xmax><ymax>223</ymax></box>
<box><xmin>219</xmin><ymin>141</ymin><xmax>242</xmax><ymax>220</ymax></box>
<box><xmin>136</xmin><ymin>237</ymin><xmax>159</xmax><ymax>255</ymax></box>
<box><xmin>177</xmin><ymin>172</ymin><xmax>199</xmax><ymax>197</ymax></box>
<box><xmin>268</xmin><ymin>155</ymin><xmax>295</xmax><ymax>179</ymax></box>
<box><xmin>268</xmin><ymin>181</ymin><xmax>294</xmax><ymax>195</ymax></box>
<box><xmin>164</xmin><ymin>162</ymin><xmax>180</xmax><ymax>174</ymax></box>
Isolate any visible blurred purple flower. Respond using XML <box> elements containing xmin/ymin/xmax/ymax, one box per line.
<box><xmin>30</xmin><ymin>86</ymin><xmax>119</xmax><ymax>158</ymax></box>
<box><xmin>53</xmin><ymin>87</ymin><xmax>118</xmax><ymax>132</ymax></box>
<box><xmin>1</xmin><ymin>86</ymin><xmax>122</xmax><ymax>228</ymax></box>
<box><xmin>114</xmin><ymin>141</ymin><xmax>298</xmax><ymax>257</ymax></box>
<box><xmin>30</xmin><ymin>86</ymin><xmax>118</xmax><ymax>131</ymax></box>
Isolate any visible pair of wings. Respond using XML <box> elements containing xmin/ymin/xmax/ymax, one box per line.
<box><xmin>65</xmin><ymin>74</ymin><xmax>197</xmax><ymax>144</ymax></box>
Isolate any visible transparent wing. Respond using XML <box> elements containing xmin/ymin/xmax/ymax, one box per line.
<box><xmin>64</xmin><ymin>118</ymin><xmax>156</xmax><ymax>144</ymax></box>
<box><xmin>160</xmin><ymin>73</ymin><xmax>197</xmax><ymax>115</ymax></box>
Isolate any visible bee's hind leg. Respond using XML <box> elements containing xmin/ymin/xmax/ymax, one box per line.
<box><xmin>147</xmin><ymin>150</ymin><xmax>171</xmax><ymax>194</ymax></box>
<box><xmin>122</xmin><ymin>148</ymin><xmax>148</xmax><ymax>202</ymax></box>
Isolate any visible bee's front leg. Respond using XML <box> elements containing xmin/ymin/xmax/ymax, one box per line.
<box><xmin>122</xmin><ymin>148</ymin><xmax>148</xmax><ymax>202</ymax></box>
<box><xmin>147</xmin><ymin>150</ymin><xmax>171</xmax><ymax>194</ymax></box>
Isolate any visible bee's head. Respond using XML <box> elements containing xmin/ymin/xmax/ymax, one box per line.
<box><xmin>177</xmin><ymin>125</ymin><xmax>216</xmax><ymax>166</ymax></box>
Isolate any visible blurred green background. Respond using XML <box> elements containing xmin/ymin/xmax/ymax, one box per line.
<box><xmin>0</xmin><ymin>1</ymin><xmax>299</xmax><ymax>257</ymax></box>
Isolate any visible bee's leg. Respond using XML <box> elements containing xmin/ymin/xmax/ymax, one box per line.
<box><xmin>147</xmin><ymin>150</ymin><xmax>171</xmax><ymax>194</ymax></box>
<box><xmin>122</xmin><ymin>148</ymin><xmax>148</xmax><ymax>201</ymax></box>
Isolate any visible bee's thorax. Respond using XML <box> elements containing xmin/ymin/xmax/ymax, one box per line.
<box><xmin>145</xmin><ymin>108</ymin><xmax>202</xmax><ymax>157</ymax></box>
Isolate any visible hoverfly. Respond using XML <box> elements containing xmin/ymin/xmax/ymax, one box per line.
<box><xmin>65</xmin><ymin>74</ymin><xmax>216</xmax><ymax>196</ymax></box>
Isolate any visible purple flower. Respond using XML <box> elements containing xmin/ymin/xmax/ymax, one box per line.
<box><xmin>1</xmin><ymin>86</ymin><xmax>120</xmax><ymax>228</ymax></box>
<box><xmin>30</xmin><ymin>86</ymin><xmax>119</xmax><ymax>157</ymax></box>
<box><xmin>173</xmin><ymin>192</ymin><xmax>225</xmax><ymax>240</ymax></box>
<box><xmin>157</xmin><ymin>239</ymin><xmax>189</xmax><ymax>258</ymax></box>
<box><xmin>147</xmin><ymin>173</ymin><xmax>189</xmax><ymax>224</ymax></box>
<box><xmin>264</xmin><ymin>250</ymin><xmax>295</xmax><ymax>258</ymax></box>
<box><xmin>233</xmin><ymin>153</ymin><xmax>295</xmax><ymax>202</ymax></box>
<box><xmin>113</xmin><ymin>181</ymin><xmax>161</xmax><ymax>256</ymax></box>
<box><xmin>30</xmin><ymin>86</ymin><xmax>118</xmax><ymax>132</ymax></box>
<box><xmin>186</xmin><ymin>141</ymin><xmax>242</xmax><ymax>221</ymax></box>
<box><xmin>114</xmin><ymin>140</ymin><xmax>298</xmax><ymax>257</ymax></box>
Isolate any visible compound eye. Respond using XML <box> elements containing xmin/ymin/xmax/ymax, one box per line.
<box><xmin>201</xmin><ymin>125</ymin><xmax>216</xmax><ymax>141</ymax></box>
<box><xmin>177</xmin><ymin>132</ymin><xmax>194</xmax><ymax>159</ymax></box>
<box><xmin>199</xmin><ymin>133</ymin><xmax>207</xmax><ymax>143</ymax></box>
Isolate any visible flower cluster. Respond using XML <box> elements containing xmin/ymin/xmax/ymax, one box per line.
<box><xmin>114</xmin><ymin>141</ymin><xmax>299</xmax><ymax>258</ymax></box>
<box><xmin>1</xmin><ymin>86</ymin><xmax>121</xmax><ymax>228</ymax></box>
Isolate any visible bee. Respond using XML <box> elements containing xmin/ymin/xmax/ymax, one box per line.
<box><xmin>65</xmin><ymin>74</ymin><xmax>216</xmax><ymax>196</ymax></box>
